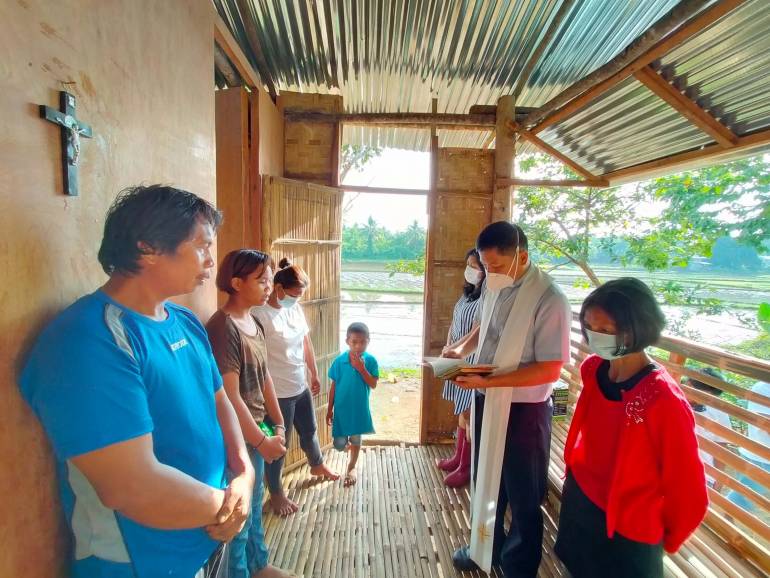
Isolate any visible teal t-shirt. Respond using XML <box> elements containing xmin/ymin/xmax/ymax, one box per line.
<box><xmin>328</xmin><ymin>351</ymin><xmax>378</xmax><ymax>437</ymax></box>
<box><xmin>20</xmin><ymin>290</ymin><xmax>226</xmax><ymax>578</ymax></box>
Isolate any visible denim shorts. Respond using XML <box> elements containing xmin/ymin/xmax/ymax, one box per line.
<box><xmin>333</xmin><ymin>435</ymin><xmax>362</xmax><ymax>450</ymax></box>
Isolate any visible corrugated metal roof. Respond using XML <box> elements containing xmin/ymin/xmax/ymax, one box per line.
<box><xmin>535</xmin><ymin>0</ymin><xmax>770</xmax><ymax>176</ymax></box>
<box><xmin>538</xmin><ymin>76</ymin><xmax>714</xmax><ymax>174</ymax></box>
<box><xmin>658</xmin><ymin>0</ymin><xmax>770</xmax><ymax>135</ymax></box>
<box><xmin>214</xmin><ymin>0</ymin><xmax>770</xmax><ymax>173</ymax></box>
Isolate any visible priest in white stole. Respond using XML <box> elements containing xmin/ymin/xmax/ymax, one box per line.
<box><xmin>445</xmin><ymin>222</ymin><xmax>571</xmax><ymax>578</ymax></box>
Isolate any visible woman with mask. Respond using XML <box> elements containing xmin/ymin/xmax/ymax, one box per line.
<box><xmin>436</xmin><ymin>248</ymin><xmax>485</xmax><ymax>487</ymax></box>
<box><xmin>254</xmin><ymin>258</ymin><xmax>339</xmax><ymax>516</ymax></box>
<box><xmin>555</xmin><ymin>278</ymin><xmax>707</xmax><ymax>578</ymax></box>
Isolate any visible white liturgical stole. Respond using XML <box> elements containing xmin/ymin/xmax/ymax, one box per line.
<box><xmin>469</xmin><ymin>265</ymin><xmax>552</xmax><ymax>571</ymax></box>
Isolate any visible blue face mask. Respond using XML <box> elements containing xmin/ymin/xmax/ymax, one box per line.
<box><xmin>585</xmin><ymin>329</ymin><xmax>627</xmax><ymax>360</ymax></box>
<box><xmin>278</xmin><ymin>295</ymin><xmax>299</xmax><ymax>309</ymax></box>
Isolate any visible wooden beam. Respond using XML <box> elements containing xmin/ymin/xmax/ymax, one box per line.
<box><xmin>338</xmin><ymin>184</ymin><xmax>428</xmax><ymax>196</ymax></box>
<box><xmin>634</xmin><ymin>65</ymin><xmax>738</xmax><ymax>147</ymax></box>
<box><xmin>603</xmin><ymin>127</ymin><xmax>770</xmax><ymax>185</ymax></box>
<box><xmin>283</xmin><ymin>111</ymin><xmax>497</xmax><ymax>131</ymax></box>
<box><xmin>214</xmin><ymin>14</ymin><xmax>263</xmax><ymax>92</ymax></box>
<box><xmin>508</xmin><ymin>120</ymin><xmax>599</xmax><ymax>181</ymax></box>
<box><xmin>482</xmin><ymin>133</ymin><xmax>496</xmax><ymax>149</ymax></box>
<box><xmin>527</xmin><ymin>0</ymin><xmax>748</xmax><ymax>134</ymax></box>
<box><xmin>214</xmin><ymin>43</ymin><xmax>242</xmax><ymax>88</ymax></box>
<box><xmin>497</xmin><ymin>178</ymin><xmax>609</xmax><ymax>188</ymax></box>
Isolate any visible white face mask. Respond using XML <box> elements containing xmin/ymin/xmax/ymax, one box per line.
<box><xmin>485</xmin><ymin>256</ymin><xmax>519</xmax><ymax>292</ymax></box>
<box><xmin>278</xmin><ymin>295</ymin><xmax>298</xmax><ymax>308</ymax></box>
<box><xmin>464</xmin><ymin>266</ymin><xmax>483</xmax><ymax>285</ymax></box>
<box><xmin>585</xmin><ymin>329</ymin><xmax>626</xmax><ymax>360</ymax></box>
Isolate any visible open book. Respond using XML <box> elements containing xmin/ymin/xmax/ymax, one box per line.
<box><xmin>422</xmin><ymin>357</ymin><xmax>497</xmax><ymax>381</ymax></box>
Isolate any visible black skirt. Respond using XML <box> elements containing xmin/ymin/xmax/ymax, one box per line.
<box><xmin>554</xmin><ymin>472</ymin><xmax>663</xmax><ymax>578</ymax></box>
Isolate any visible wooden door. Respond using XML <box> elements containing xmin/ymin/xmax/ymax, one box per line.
<box><xmin>421</xmin><ymin>148</ymin><xmax>495</xmax><ymax>443</ymax></box>
<box><xmin>262</xmin><ymin>176</ymin><xmax>343</xmax><ymax>467</ymax></box>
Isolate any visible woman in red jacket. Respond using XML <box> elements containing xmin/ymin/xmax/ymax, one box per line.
<box><xmin>555</xmin><ymin>278</ymin><xmax>707</xmax><ymax>578</ymax></box>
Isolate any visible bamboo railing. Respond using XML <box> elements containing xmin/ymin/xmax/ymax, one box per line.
<box><xmin>561</xmin><ymin>312</ymin><xmax>770</xmax><ymax>572</ymax></box>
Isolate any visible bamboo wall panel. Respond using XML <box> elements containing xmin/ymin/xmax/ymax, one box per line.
<box><xmin>280</xmin><ymin>92</ymin><xmax>342</xmax><ymax>185</ymax></box>
<box><xmin>437</xmin><ymin>148</ymin><xmax>495</xmax><ymax>192</ymax></box>
<box><xmin>422</xmin><ymin>149</ymin><xmax>494</xmax><ymax>443</ymax></box>
<box><xmin>262</xmin><ymin>176</ymin><xmax>343</xmax><ymax>468</ymax></box>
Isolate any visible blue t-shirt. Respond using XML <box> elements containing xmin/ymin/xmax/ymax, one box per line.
<box><xmin>328</xmin><ymin>351</ymin><xmax>378</xmax><ymax>437</ymax></box>
<box><xmin>19</xmin><ymin>290</ymin><xmax>226</xmax><ymax>578</ymax></box>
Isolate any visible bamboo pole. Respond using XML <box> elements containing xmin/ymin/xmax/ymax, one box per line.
<box><xmin>493</xmin><ymin>96</ymin><xmax>515</xmax><ymax>221</ymax></box>
<box><xmin>602</xmin><ymin>126</ymin><xmax>770</xmax><ymax>186</ymax></box>
<box><xmin>338</xmin><ymin>184</ymin><xmax>428</xmax><ymax>195</ymax></box>
<box><xmin>283</xmin><ymin>111</ymin><xmax>497</xmax><ymax>130</ymax></box>
<box><xmin>496</xmin><ymin>178</ymin><xmax>609</xmax><ymax>188</ymax></box>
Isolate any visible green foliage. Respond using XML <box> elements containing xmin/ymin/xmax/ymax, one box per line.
<box><xmin>757</xmin><ymin>302</ymin><xmax>770</xmax><ymax>333</ymax></box>
<box><xmin>634</xmin><ymin>155</ymin><xmax>770</xmax><ymax>265</ymax></box>
<box><xmin>516</xmin><ymin>153</ymin><xmax>638</xmax><ymax>286</ymax></box>
<box><xmin>386</xmin><ymin>256</ymin><xmax>426</xmax><ymax>277</ymax></box>
<box><xmin>342</xmin><ymin>218</ymin><xmax>426</xmax><ymax>262</ymax></box>
<box><xmin>516</xmin><ymin>152</ymin><xmax>770</xmax><ymax>285</ymax></box>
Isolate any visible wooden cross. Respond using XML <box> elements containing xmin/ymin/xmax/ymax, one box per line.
<box><xmin>39</xmin><ymin>91</ymin><xmax>93</xmax><ymax>196</ymax></box>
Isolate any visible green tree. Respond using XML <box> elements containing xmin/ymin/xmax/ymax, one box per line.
<box><xmin>630</xmin><ymin>155</ymin><xmax>770</xmax><ymax>269</ymax></box>
<box><xmin>516</xmin><ymin>153</ymin><xmax>770</xmax><ymax>284</ymax></box>
<box><xmin>340</xmin><ymin>145</ymin><xmax>381</xmax><ymax>182</ymax></box>
<box><xmin>516</xmin><ymin>154</ymin><xmax>634</xmax><ymax>286</ymax></box>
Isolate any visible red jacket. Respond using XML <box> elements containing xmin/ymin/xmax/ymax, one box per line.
<box><xmin>564</xmin><ymin>355</ymin><xmax>708</xmax><ymax>553</ymax></box>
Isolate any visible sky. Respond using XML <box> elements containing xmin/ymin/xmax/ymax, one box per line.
<box><xmin>341</xmin><ymin>147</ymin><xmax>671</xmax><ymax>233</ymax></box>
<box><xmin>342</xmin><ymin>149</ymin><xmax>429</xmax><ymax>231</ymax></box>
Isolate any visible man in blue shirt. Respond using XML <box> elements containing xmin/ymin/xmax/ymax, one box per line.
<box><xmin>20</xmin><ymin>185</ymin><xmax>254</xmax><ymax>578</ymax></box>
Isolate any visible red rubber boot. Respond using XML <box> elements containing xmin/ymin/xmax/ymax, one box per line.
<box><xmin>436</xmin><ymin>427</ymin><xmax>465</xmax><ymax>471</ymax></box>
<box><xmin>444</xmin><ymin>429</ymin><xmax>470</xmax><ymax>487</ymax></box>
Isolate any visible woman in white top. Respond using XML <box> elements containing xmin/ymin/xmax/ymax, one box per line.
<box><xmin>255</xmin><ymin>258</ymin><xmax>339</xmax><ymax>516</ymax></box>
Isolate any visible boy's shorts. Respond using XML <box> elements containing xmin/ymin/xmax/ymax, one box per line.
<box><xmin>333</xmin><ymin>435</ymin><xmax>362</xmax><ymax>451</ymax></box>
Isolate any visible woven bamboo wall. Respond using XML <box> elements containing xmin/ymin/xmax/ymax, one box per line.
<box><xmin>422</xmin><ymin>148</ymin><xmax>495</xmax><ymax>442</ymax></box>
<box><xmin>262</xmin><ymin>176</ymin><xmax>343</xmax><ymax>468</ymax></box>
<box><xmin>280</xmin><ymin>91</ymin><xmax>342</xmax><ymax>186</ymax></box>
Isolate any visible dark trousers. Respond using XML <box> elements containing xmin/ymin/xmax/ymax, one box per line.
<box><xmin>473</xmin><ymin>393</ymin><xmax>552</xmax><ymax>578</ymax></box>
<box><xmin>265</xmin><ymin>387</ymin><xmax>324</xmax><ymax>494</ymax></box>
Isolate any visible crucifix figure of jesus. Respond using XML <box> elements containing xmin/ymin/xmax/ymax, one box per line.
<box><xmin>39</xmin><ymin>91</ymin><xmax>93</xmax><ymax>196</ymax></box>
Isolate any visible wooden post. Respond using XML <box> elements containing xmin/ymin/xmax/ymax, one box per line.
<box><xmin>331</xmin><ymin>121</ymin><xmax>341</xmax><ymax>187</ymax></box>
<box><xmin>667</xmin><ymin>351</ymin><xmax>688</xmax><ymax>383</ymax></box>
<box><xmin>494</xmin><ymin>95</ymin><xmax>515</xmax><ymax>221</ymax></box>
<box><xmin>420</xmin><ymin>98</ymin><xmax>440</xmax><ymax>444</ymax></box>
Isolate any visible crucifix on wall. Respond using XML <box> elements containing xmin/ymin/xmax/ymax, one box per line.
<box><xmin>39</xmin><ymin>91</ymin><xmax>93</xmax><ymax>196</ymax></box>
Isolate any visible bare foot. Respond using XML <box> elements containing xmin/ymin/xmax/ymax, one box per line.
<box><xmin>252</xmin><ymin>564</ymin><xmax>294</xmax><ymax>577</ymax></box>
<box><xmin>344</xmin><ymin>469</ymin><xmax>357</xmax><ymax>487</ymax></box>
<box><xmin>310</xmin><ymin>463</ymin><xmax>340</xmax><ymax>481</ymax></box>
<box><xmin>269</xmin><ymin>493</ymin><xmax>298</xmax><ymax>517</ymax></box>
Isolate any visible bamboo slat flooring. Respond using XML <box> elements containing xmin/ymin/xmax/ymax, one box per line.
<box><xmin>263</xmin><ymin>445</ymin><xmax>564</xmax><ymax>577</ymax></box>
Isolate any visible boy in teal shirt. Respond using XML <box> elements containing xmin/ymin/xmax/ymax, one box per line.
<box><xmin>326</xmin><ymin>322</ymin><xmax>378</xmax><ymax>486</ymax></box>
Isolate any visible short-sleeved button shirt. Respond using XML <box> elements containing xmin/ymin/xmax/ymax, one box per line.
<box><xmin>475</xmin><ymin>266</ymin><xmax>572</xmax><ymax>397</ymax></box>
<box><xmin>19</xmin><ymin>290</ymin><xmax>226</xmax><ymax>578</ymax></box>
<box><xmin>328</xmin><ymin>351</ymin><xmax>379</xmax><ymax>437</ymax></box>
